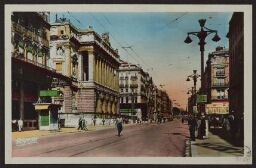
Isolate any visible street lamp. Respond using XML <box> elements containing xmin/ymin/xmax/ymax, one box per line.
<box><xmin>184</xmin><ymin>19</ymin><xmax>220</xmax><ymax>93</ymax></box>
<box><xmin>186</xmin><ymin>70</ymin><xmax>200</xmax><ymax>94</ymax></box>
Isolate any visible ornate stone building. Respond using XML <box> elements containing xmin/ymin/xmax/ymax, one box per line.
<box><xmin>49</xmin><ymin>16</ymin><xmax>120</xmax><ymax>124</ymax></box>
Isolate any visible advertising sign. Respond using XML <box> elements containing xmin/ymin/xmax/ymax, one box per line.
<box><xmin>196</xmin><ymin>95</ymin><xmax>207</xmax><ymax>103</ymax></box>
<box><xmin>120</xmin><ymin>109</ymin><xmax>137</xmax><ymax>113</ymax></box>
<box><xmin>193</xmin><ymin>106</ymin><xmax>198</xmax><ymax>113</ymax></box>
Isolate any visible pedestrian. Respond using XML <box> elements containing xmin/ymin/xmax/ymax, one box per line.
<box><xmin>102</xmin><ymin>119</ymin><xmax>105</xmax><ymax>125</ymax></box>
<box><xmin>188</xmin><ymin>115</ymin><xmax>197</xmax><ymax>141</ymax></box>
<box><xmin>82</xmin><ymin>119</ymin><xmax>88</xmax><ymax>130</ymax></box>
<box><xmin>93</xmin><ymin>118</ymin><xmax>96</xmax><ymax>126</ymax></box>
<box><xmin>58</xmin><ymin>117</ymin><xmax>61</xmax><ymax>130</ymax></box>
<box><xmin>115</xmin><ymin>115</ymin><xmax>123</xmax><ymax>136</ymax></box>
<box><xmin>77</xmin><ymin>117</ymin><xmax>83</xmax><ymax>130</ymax></box>
<box><xmin>17</xmin><ymin>118</ymin><xmax>23</xmax><ymax>132</ymax></box>
<box><xmin>199</xmin><ymin>115</ymin><xmax>206</xmax><ymax>139</ymax></box>
<box><xmin>182</xmin><ymin>117</ymin><xmax>184</xmax><ymax>124</ymax></box>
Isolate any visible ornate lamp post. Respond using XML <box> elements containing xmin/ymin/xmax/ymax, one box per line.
<box><xmin>184</xmin><ymin>19</ymin><xmax>220</xmax><ymax>93</ymax></box>
<box><xmin>186</xmin><ymin>70</ymin><xmax>200</xmax><ymax>95</ymax></box>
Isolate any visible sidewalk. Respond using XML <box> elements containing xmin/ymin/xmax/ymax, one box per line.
<box><xmin>12</xmin><ymin>122</ymin><xmax>150</xmax><ymax>139</ymax></box>
<box><xmin>12</xmin><ymin>124</ymin><xmax>117</xmax><ymax>139</ymax></box>
<box><xmin>190</xmin><ymin>128</ymin><xmax>244</xmax><ymax>157</ymax></box>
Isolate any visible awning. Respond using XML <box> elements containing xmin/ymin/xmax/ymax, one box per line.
<box><xmin>34</xmin><ymin>104</ymin><xmax>49</xmax><ymax>110</ymax></box>
<box><xmin>18</xmin><ymin>41</ymin><xmax>24</xmax><ymax>48</ymax></box>
<box><xmin>27</xmin><ymin>45</ymin><xmax>33</xmax><ymax>53</ymax></box>
<box><xmin>38</xmin><ymin>51</ymin><xmax>43</xmax><ymax>57</ymax></box>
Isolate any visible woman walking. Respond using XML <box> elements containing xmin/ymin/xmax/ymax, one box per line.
<box><xmin>116</xmin><ymin>115</ymin><xmax>123</xmax><ymax>137</ymax></box>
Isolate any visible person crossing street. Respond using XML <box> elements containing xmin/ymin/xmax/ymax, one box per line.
<box><xmin>115</xmin><ymin>115</ymin><xmax>123</xmax><ymax>137</ymax></box>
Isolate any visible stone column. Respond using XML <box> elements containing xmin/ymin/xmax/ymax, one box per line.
<box><xmin>88</xmin><ymin>50</ymin><xmax>94</xmax><ymax>82</ymax></box>
<box><xmin>65</xmin><ymin>46</ymin><xmax>71</xmax><ymax>77</ymax></box>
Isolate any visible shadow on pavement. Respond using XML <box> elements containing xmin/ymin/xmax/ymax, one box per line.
<box><xmin>209</xmin><ymin>128</ymin><xmax>244</xmax><ymax>147</ymax></box>
<box><xmin>193</xmin><ymin>142</ymin><xmax>244</xmax><ymax>156</ymax></box>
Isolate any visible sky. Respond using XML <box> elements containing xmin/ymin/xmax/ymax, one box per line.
<box><xmin>50</xmin><ymin>11</ymin><xmax>233</xmax><ymax>110</ymax></box>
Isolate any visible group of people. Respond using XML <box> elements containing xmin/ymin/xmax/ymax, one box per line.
<box><xmin>184</xmin><ymin>115</ymin><xmax>207</xmax><ymax>141</ymax></box>
<box><xmin>77</xmin><ymin>115</ymin><xmax>124</xmax><ymax>136</ymax></box>
<box><xmin>184</xmin><ymin>112</ymin><xmax>244</xmax><ymax>142</ymax></box>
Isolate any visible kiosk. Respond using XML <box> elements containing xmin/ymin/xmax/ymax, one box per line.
<box><xmin>33</xmin><ymin>90</ymin><xmax>62</xmax><ymax>131</ymax></box>
<box><xmin>34</xmin><ymin>103</ymin><xmax>62</xmax><ymax>131</ymax></box>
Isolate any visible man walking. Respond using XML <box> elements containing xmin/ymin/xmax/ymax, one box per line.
<box><xmin>17</xmin><ymin>118</ymin><xmax>23</xmax><ymax>132</ymax></box>
<box><xmin>77</xmin><ymin>117</ymin><xmax>83</xmax><ymax>130</ymax></box>
<box><xmin>116</xmin><ymin>115</ymin><xmax>123</xmax><ymax>137</ymax></box>
<box><xmin>188</xmin><ymin>115</ymin><xmax>197</xmax><ymax>141</ymax></box>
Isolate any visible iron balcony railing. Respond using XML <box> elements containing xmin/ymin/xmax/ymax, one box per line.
<box><xmin>12</xmin><ymin>22</ymin><xmax>49</xmax><ymax>47</ymax></box>
<box><xmin>212</xmin><ymin>83</ymin><xmax>229</xmax><ymax>87</ymax></box>
<box><xmin>12</xmin><ymin>52</ymin><xmax>56</xmax><ymax>72</ymax></box>
<box><xmin>211</xmin><ymin>96</ymin><xmax>228</xmax><ymax>100</ymax></box>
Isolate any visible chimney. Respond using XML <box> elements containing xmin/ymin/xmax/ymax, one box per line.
<box><xmin>216</xmin><ymin>46</ymin><xmax>223</xmax><ymax>51</ymax></box>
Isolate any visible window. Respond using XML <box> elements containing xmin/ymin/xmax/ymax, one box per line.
<box><xmin>217</xmin><ymin>89</ymin><xmax>225</xmax><ymax>99</ymax></box>
<box><xmin>56</xmin><ymin>62</ymin><xmax>62</xmax><ymax>72</ymax></box>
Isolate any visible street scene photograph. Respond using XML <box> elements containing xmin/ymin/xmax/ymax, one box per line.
<box><xmin>5</xmin><ymin>4</ymin><xmax>252</xmax><ymax>165</ymax></box>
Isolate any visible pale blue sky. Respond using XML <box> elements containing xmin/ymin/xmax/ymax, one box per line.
<box><xmin>50</xmin><ymin>12</ymin><xmax>233</xmax><ymax>109</ymax></box>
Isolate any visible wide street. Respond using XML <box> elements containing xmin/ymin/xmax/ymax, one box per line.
<box><xmin>12</xmin><ymin>119</ymin><xmax>189</xmax><ymax>157</ymax></box>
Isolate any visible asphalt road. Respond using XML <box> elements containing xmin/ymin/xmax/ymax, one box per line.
<box><xmin>12</xmin><ymin>119</ymin><xmax>189</xmax><ymax>157</ymax></box>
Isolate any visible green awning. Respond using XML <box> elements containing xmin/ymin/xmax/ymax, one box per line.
<box><xmin>18</xmin><ymin>41</ymin><xmax>24</xmax><ymax>48</ymax></box>
<box><xmin>38</xmin><ymin>51</ymin><xmax>43</xmax><ymax>57</ymax></box>
<box><xmin>27</xmin><ymin>45</ymin><xmax>33</xmax><ymax>53</ymax></box>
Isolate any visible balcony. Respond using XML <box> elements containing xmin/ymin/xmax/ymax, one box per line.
<box><xmin>212</xmin><ymin>83</ymin><xmax>229</xmax><ymax>87</ymax></box>
<box><xmin>211</xmin><ymin>96</ymin><xmax>228</xmax><ymax>100</ymax></box>
<box><xmin>12</xmin><ymin>52</ymin><xmax>56</xmax><ymax>72</ymax></box>
<box><xmin>130</xmin><ymin>84</ymin><xmax>138</xmax><ymax>88</ymax></box>
<box><xmin>12</xmin><ymin>22</ymin><xmax>49</xmax><ymax>47</ymax></box>
<box><xmin>119</xmin><ymin>84</ymin><xmax>125</xmax><ymax>88</ymax></box>
<box><xmin>214</xmin><ymin>71</ymin><xmax>226</xmax><ymax>78</ymax></box>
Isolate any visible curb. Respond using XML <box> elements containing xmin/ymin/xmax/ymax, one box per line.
<box><xmin>184</xmin><ymin>139</ymin><xmax>191</xmax><ymax>157</ymax></box>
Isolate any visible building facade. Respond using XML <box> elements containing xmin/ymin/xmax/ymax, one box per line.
<box><xmin>118</xmin><ymin>61</ymin><xmax>151</xmax><ymax>121</ymax></box>
<box><xmin>11</xmin><ymin>12</ymin><xmax>71</xmax><ymax>130</ymax></box>
<box><xmin>204</xmin><ymin>46</ymin><xmax>229</xmax><ymax>115</ymax></box>
<box><xmin>49</xmin><ymin>16</ymin><xmax>120</xmax><ymax>125</ymax></box>
<box><xmin>226</xmin><ymin>12</ymin><xmax>244</xmax><ymax>116</ymax></box>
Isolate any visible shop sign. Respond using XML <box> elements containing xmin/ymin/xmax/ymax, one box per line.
<box><xmin>196</xmin><ymin>95</ymin><xmax>207</xmax><ymax>103</ymax></box>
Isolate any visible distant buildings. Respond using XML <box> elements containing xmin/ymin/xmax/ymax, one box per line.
<box><xmin>118</xmin><ymin>61</ymin><xmax>155</xmax><ymax>121</ymax></box>
<box><xmin>204</xmin><ymin>46</ymin><xmax>229</xmax><ymax>115</ymax></box>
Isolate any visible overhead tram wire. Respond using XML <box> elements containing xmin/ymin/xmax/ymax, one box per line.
<box><xmin>89</xmin><ymin>12</ymin><xmax>144</xmax><ymax>66</ymax></box>
<box><xmin>130</xmin><ymin>12</ymin><xmax>188</xmax><ymax>48</ymax></box>
<box><xmin>67</xmin><ymin>12</ymin><xmax>169</xmax><ymax>87</ymax></box>
<box><xmin>101</xmin><ymin>13</ymin><xmax>151</xmax><ymax>71</ymax></box>
<box><xmin>67</xmin><ymin>11</ymin><xmax>142</xmax><ymax>68</ymax></box>
<box><xmin>101</xmin><ymin>13</ymin><xmax>167</xmax><ymax>85</ymax></box>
